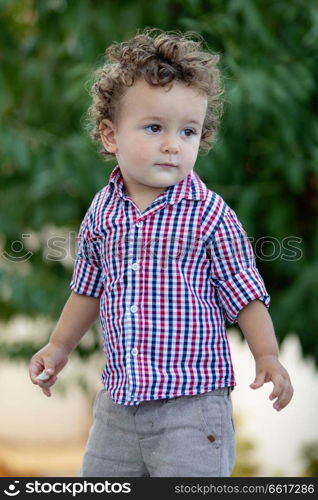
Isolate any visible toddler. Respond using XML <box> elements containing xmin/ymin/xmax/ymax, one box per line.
<box><xmin>29</xmin><ymin>28</ymin><xmax>293</xmax><ymax>477</ymax></box>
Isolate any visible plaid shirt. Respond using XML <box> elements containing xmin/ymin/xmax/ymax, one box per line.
<box><xmin>70</xmin><ymin>165</ymin><xmax>270</xmax><ymax>405</ymax></box>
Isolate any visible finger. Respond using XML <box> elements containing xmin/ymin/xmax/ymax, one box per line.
<box><xmin>250</xmin><ymin>372</ymin><xmax>266</xmax><ymax>389</ymax></box>
<box><xmin>43</xmin><ymin>359</ymin><xmax>55</xmax><ymax>377</ymax></box>
<box><xmin>29</xmin><ymin>360</ymin><xmax>45</xmax><ymax>384</ymax></box>
<box><xmin>273</xmin><ymin>392</ymin><xmax>286</xmax><ymax>411</ymax></box>
<box><xmin>42</xmin><ymin>386</ymin><xmax>52</xmax><ymax>397</ymax></box>
<box><xmin>34</xmin><ymin>361</ymin><xmax>56</xmax><ymax>385</ymax></box>
<box><xmin>273</xmin><ymin>385</ymin><xmax>294</xmax><ymax>411</ymax></box>
<box><xmin>272</xmin><ymin>390</ymin><xmax>284</xmax><ymax>411</ymax></box>
<box><xmin>269</xmin><ymin>375</ymin><xmax>285</xmax><ymax>400</ymax></box>
<box><xmin>270</xmin><ymin>383</ymin><xmax>287</xmax><ymax>410</ymax></box>
<box><xmin>37</xmin><ymin>375</ymin><xmax>57</xmax><ymax>389</ymax></box>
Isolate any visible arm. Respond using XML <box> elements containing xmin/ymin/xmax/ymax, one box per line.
<box><xmin>237</xmin><ymin>299</ymin><xmax>293</xmax><ymax>411</ymax></box>
<box><xmin>49</xmin><ymin>291</ymin><xmax>100</xmax><ymax>353</ymax></box>
<box><xmin>29</xmin><ymin>291</ymin><xmax>100</xmax><ymax>397</ymax></box>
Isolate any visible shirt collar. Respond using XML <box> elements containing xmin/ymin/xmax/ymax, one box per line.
<box><xmin>108</xmin><ymin>165</ymin><xmax>206</xmax><ymax>206</ymax></box>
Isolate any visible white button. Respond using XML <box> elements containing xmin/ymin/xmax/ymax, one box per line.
<box><xmin>130</xmin><ymin>305</ymin><xmax>138</xmax><ymax>313</ymax></box>
<box><xmin>131</xmin><ymin>348</ymin><xmax>138</xmax><ymax>356</ymax></box>
<box><xmin>131</xmin><ymin>262</ymin><xmax>139</xmax><ymax>271</ymax></box>
<box><xmin>136</xmin><ymin>221</ymin><xmax>143</xmax><ymax>227</ymax></box>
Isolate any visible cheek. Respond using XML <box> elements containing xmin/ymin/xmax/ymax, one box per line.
<box><xmin>185</xmin><ymin>141</ymin><xmax>200</xmax><ymax>161</ymax></box>
<box><xmin>129</xmin><ymin>141</ymin><xmax>154</xmax><ymax>164</ymax></box>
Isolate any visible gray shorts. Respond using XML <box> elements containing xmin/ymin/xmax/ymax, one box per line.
<box><xmin>80</xmin><ymin>388</ymin><xmax>235</xmax><ymax>477</ymax></box>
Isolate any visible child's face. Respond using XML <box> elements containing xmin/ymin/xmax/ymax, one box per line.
<box><xmin>100</xmin><ymin>79</ymin><xmax>207</xmax><ymax>199</ymax></box>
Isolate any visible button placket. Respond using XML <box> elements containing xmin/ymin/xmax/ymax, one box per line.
<box><xmin>129</xmin><ymin>304</ymin><xmax>139</xmax><ymax>357</ymax></box>
<box><xmin>124</xmin><ymin>216</ymin><xmax>144</xmax><ymax>385</ymax></box>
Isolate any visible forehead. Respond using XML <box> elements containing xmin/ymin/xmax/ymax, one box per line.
<box><xmin>118</xmin><ymin>79</ymin><xmax>207</xmax><ymax>122</ymax></box>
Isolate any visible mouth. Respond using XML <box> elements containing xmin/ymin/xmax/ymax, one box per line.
<box><xmin>156</xmin><ymin>163</ymin><xmax>178</xmax><ymax>168</ymax></box>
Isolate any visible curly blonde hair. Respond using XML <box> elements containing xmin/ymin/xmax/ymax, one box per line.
<box><xmin>87</xmin><ymin>28</ymin><xmax>224</xmax><ymax>159</ymax></box>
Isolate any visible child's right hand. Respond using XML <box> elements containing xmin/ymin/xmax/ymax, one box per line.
<box><xmin>29</xmin><ymin>342</ymin><xmax>69</xmax><ymax>397</ymax></box>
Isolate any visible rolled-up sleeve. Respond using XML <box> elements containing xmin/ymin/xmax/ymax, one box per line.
<box><xmin>210</xmin><ymin>207</ymin><xmax>270</xmax><ymax>324</ymax></box>
<box><xmin>70</xmin><ymin>209</ymin><xmax>104</xmax><ymax>298</ymax></box>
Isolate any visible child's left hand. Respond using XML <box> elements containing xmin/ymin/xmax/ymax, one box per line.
<box><xmin>250</xmin><ymin>355</ymin><xmax>293</xmax><ymax>411</ymax></box>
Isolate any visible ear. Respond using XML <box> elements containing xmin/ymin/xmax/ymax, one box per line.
<box><xmin>99</xmin><ymin>119</ymin><xmax>118</xmax><ymax>153</ymax></box>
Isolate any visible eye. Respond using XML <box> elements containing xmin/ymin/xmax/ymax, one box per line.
<box><xmin>182</xmin><ymin>128</ymin><xmax>197</xmax><ymax>137</ymax></box>
<box><xmin>145</xmin><ymin>124</ymin><xmax>162</xmax><ymax>133</ymax></box>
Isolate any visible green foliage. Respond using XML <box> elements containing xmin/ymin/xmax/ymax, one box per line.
<box><xmin>1</xmin><ymin>0</ymin><xmax>317</xmax><ymax>365</ymax></box>
<box><xmin>301</xmin><ymin>442</ymin><xmax>318</xmax><ymax>477</ymax></box>
<box><xmin>0</xmin><ymin>324</ymin><xmax>101</xmax><ymax>360</ymax></box>
<box><xmin>231</xmin><ymin>414</ymin><xmax>261</xmax><ymax>477</ymax></box>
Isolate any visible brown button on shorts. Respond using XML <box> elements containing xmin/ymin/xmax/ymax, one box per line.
<box><xmin>80</xmin><ymin>388</ymin><xmax>235</xmax><ymax>477</ymax></box>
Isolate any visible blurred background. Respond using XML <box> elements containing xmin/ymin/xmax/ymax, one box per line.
<box><xmin>0</xmin><ymin>0</ymin><xmax>317</xmax><ymax>477</ymax></box>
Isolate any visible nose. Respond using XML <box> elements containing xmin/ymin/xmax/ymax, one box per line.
<box><xmin>160</xmin><ymin>133</ymin><xmax>180</xmax><ymax>155</ymax></box>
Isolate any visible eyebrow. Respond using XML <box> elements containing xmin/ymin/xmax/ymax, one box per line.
<box><xmin>141</xmin><ymin>116</ymin><xmax>202</xmax><ymax>126</ymax></box>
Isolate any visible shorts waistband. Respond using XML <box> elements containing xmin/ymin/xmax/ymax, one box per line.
<box><xmin>195</xmin><ymin>387</ymin><xmax>233</xmax><ymax>398</ymax></box>
<box><xmin>163</xmin><ymin>387</ymin><xmax>233</xmax><ymax>403</ymax></box>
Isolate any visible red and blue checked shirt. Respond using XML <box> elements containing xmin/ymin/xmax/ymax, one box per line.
<box><xmin>70</xmin><ymin>165</ymin><xmax>270</xmax><ymax>405</ymax></box>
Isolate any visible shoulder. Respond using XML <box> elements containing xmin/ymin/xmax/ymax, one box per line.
<box><xmin>200</xmin><ymin>184</ymin><xmax>230</xmax><ymax>234</ymax></box>
<box><xmin>199</xmin><ymin>182</ymin><xmax>246</xmax><ymax>243</ymax></box>
<box><xmin>89</xmin><ymin>184</ymin><xmax>111</xmax><ymax>211</ymax></box>
<box><xmin>192</xmin><ymin>172</ymin><xmax>228</xmax><ymax>217</ymax></box>
<box><xmin>80</xmin><ymin>183</ymin><xmax>113</xmax><ymax>234</ymax></box>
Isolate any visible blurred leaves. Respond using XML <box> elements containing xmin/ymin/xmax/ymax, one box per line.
<box><xmin>231</xmin><ymin>413</ymin><xmax>262</xmax><ymax>477</ymax></box>
<box><xmin>0</xmin><ymin>323</ymin><xmax>101</xmax><ymax>361</ymax></box>
<box><xmin>301</xmin><ymin>442</ymin><xmax>318</xmax><ymax>477</ymax></box>
<box><xmin>0</xmin><ymin>0</ymin><xmax>317</xmax><ymax>365</ymax></box>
